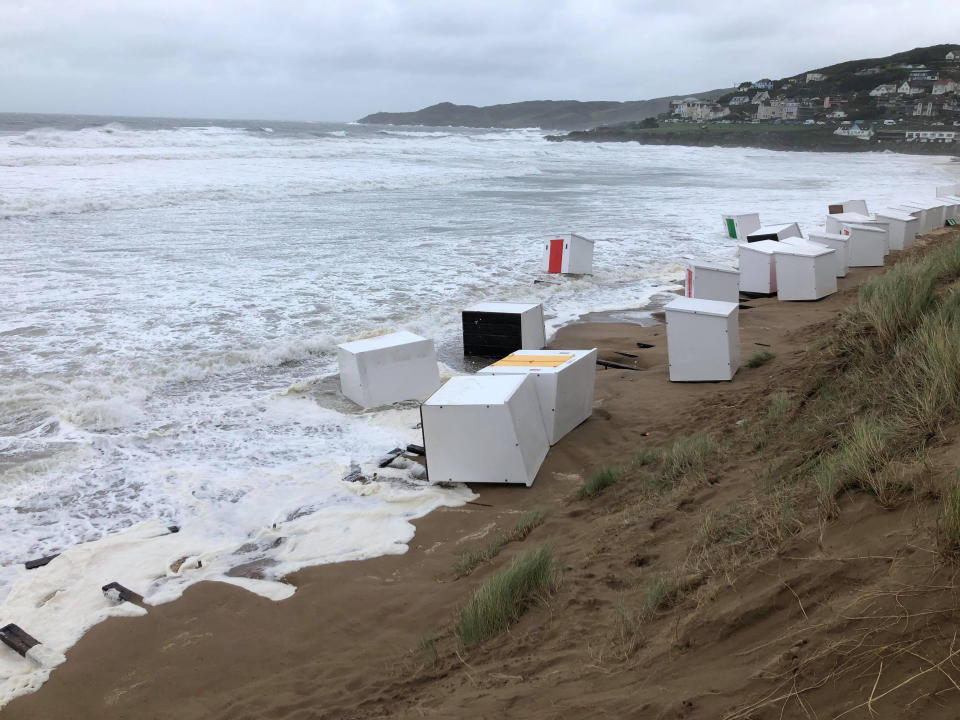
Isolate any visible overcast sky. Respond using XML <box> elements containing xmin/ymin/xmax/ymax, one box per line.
<box><xmin>1</xmin><ymin>0</ymin><xmax>958</xmax><ymax>122</ymax></box>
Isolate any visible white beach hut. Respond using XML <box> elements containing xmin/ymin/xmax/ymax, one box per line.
<box><xmin>841</xmin><ymin>224</ymin><xmax>887</xmax><ymax>267</ymax></box>
<box><xmin>826</xmin><ymin>212</ymin><xmax>872</xmax><ymax>234</ymax></box>
<box><xmin>745</xmin><ymin>222</ymin><xmax>802</xmax><ymax>243</ymax></box>
<box><xmin>828</xmin><ymin>199</ymin><xmax>869</xmax><ymax>215</ymax></box>
<box><xmin>337</xmin><ymin>331</ymin><xmax>442</xmax><ymax>409</ymax></box>
<box><xmin>462</xmin><ymin>301</ymin><xmax>546</xmax><ymax>357</ymax></box>
<box><xmin>665</xmin><ymin>297</ymin><xmax>740</xmax><ymax>382</ymax></box>
<box><xmin>738</xmin><ymin>240</ymin><xmax>783</xmax><ymax>294</ymax></box>
<box><xmin>806</xmin><ymin>231</ymin><xmax>850</xmax><ymax>276</ymax></box>
<box><xmin>873</xmin><ymin>209</ymin><xmax>920</xmax><ymax>251</ymax></box>
<box><xmin>542</xmin><ymin>233</ymin><xmax>595</xmax><ymax>275</ymax></box>
<box><xmin>420</xmin><ymin>374</ymin><xmax>549</xmax><ymax>486</ymax></box>
<box><xmin>891</xmin><ymin>204</ymin><xmax>932</xmax><ymax>235</ymax></box>
<box><xmin>685</xmin><ymin>261</ymin><xmax>740</xmax><ymax>303</ymax></box>
<box><xmin>721</xmin><ymin>213</ymin><xmax>761</xmax><ymax>240</ymax></box>
<box><xmin>773</xmin><ymin>244</ymin><xmax>838</xmax><ymax>301</ymax></box>
<box><xmin>897</xmin><ymin>201</ymin><xmax>944</xmax><ymax>233</ymax></box>
<box><xmin>781</xmin><ymin>236</ymin><xmax>845</xmax><ymax>278</ymax></box>
<box><xmin>478</xmin><ymin>349</ymin><xmax>596</xmax><ymax>445</ymax></box>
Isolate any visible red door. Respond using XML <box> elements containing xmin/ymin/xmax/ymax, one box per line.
<box><xmin>686</xmin><ymin>268</ymin><xmax>694</xmax><ymax>297</ymax></box>
<box><xmin>548</xmin><ymin>238</ymin><xmax>564</xmax><ymax>273</ymax></box>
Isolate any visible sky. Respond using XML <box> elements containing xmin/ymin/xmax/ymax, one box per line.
<box><xmin>1</xmin><ymin>0</ymin><xmax>958</xmax><ymax>122</ymax></box>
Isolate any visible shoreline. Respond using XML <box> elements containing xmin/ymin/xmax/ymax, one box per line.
<box><xmin>7</xmin><ymin>230</ymin><xmax>959</xmax><ymax>718</ymax></box>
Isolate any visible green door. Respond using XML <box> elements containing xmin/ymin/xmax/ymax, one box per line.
<box><xmin>725</xmin><ymin>218</ymin><xmax>738</xmax><ymax>238</ymax></box>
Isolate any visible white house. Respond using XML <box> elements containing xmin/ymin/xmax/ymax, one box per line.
<box><xmin>905</xmin><ymin>130</ymin><xmax>956</xmax><ymax>143</ymax></box>
<box><xmin>947</xmin><ymin>51</ymin><xmax>958</xmax><ymax>60</ymax></box>
<box><xmin>898</xmin><ymin>81</ymin><xmax>927</xmax><ymax>96</ymax></box>
<box><xmin>908</xmin><ymin>67</ymin><xmax>938</xmax><ymax>81</ymax></box>
<box><xmin>933</xmin><ymin>79</ymin><xmax>958</xmax><ymax>95</ymax></box>
<box><xmin>826</xmin><ymin>109</ymin><xmax>848</xmax><ymax>119</ymax></box>
<box><xmin>806</xmin><ymin>72</ymin><xmax>827</xmax><ymax>82</ymax></box>
<box><xmin>870</xmin><ymin>84</ymin><xmax>898</xmax><ymax>97</ymax></box>
<box><xmin>751</xmin><ymin>90</ymin><xmax>771</xmax><ymax>104</ymax></box>
<box><xmin>728</xmin><ymin>95</ymin><xmax>750</xmax><ymax>106</ymax></box>
<box><xmin>751</xmin><ymin>79</ymin><xmax>774</xmax><ymax>90</ymax></box>
<box><xmin>834</xmin><ymin>123</ymin><xmax>874</xmax><ymax>140</ymax></box>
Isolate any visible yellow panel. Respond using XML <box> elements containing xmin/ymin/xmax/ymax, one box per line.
<box><xmin>492</xmin><ymin>353</ymin><xmax>574</xmax><ymax>367</ymax></box>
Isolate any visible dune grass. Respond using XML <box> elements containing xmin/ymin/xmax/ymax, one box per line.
<box><xmin>454</xmin><ymin>509</ymin><xmax>547</xmax><ymax>578</ymax></box>
<box><xmin>456</xmin><ymin>544</ymin><xmax>561</xmax><ymax>648</ymax></box>
<box><xmin>661</xmin><ymin>433</ymin><xmax>714</xmax><ymax>484</ymax></box>
<box><xmin>746</xmin><ymin>349</ymin><xmax>775</xmax><ymax>368</ymax></box>
<box><xmin>576</xmin><ymin>466</ymin><xmax>624</xmax><ymax>500</ymax></box>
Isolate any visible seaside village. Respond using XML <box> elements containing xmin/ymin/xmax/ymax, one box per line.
<box><xmin>324</xmin><ymin>186</ymin><xmax>960</xmax><ymax>490</ymax></box>
<box><xmin>668</xmin><ymin>48</ymin><xmax>960</xmax><ymax>143</ymax></box>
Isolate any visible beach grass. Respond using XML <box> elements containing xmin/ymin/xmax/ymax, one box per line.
<box><xmin>746</xmin><ymin>349</ymin><xmax>775</xmax><ymax>368</ymax></box>
<box><xmin>456</xmin><ymin>544</ymin><xmax>561</xmax><ymax>648</ymax></box>
<box><xmin>661</xmin><ymin>433</ymin><xmax>714</xmax><ymax>484</ymax></box>
<box><xmin>633</xmin><ymin>445</ymin><xmax>661</xmax><ymax>466</ymax></box>
<box><xmin>576</xmin><ymin>466</ymin><xmax>624</xmax><ymax>499</ymax></box>
<box><xmin>453</xmin><ymin>509</ymin><xmax>548</xmax><ymax>578</ymax></box>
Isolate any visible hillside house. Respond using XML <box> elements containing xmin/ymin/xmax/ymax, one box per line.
<box><xmin>751</xmin><ymin>79</ymin><xmax>774</xmax><ymax>90</ymax></box>
<box><xmin>806</xmin><ymin>72</ymin><xmax>827</xmax><ymax>82</ymax></box>
<box><xmin>823</xmin><ymin>96</ymin><xmax>849</xmax><ymax>109</ymax></box>
<box><xmin>670</xmin><ymin>98</ymin><xmax>729</xmax><ymax>121</ymax></box>
<box><xmin>834</xmin><ymin>122</ymin><xmax>874</xmax><ymax>140</ymax></box>
<box><xmin>870</xmin><ymin>84</ymin><xmax>898</xmax><ymax>97</ymax></box>
<box><xmin>855</xmin><ymin>67</ymin><xmax>882</xmax><ymax>76</ymax></box>
<box><xmin>728</xmin><ymin>95</ymin><xmax>750</xmax><ymax>106</ymax></box>
<box><xmin>905</xmin><ymin>130</ymin><xmax>956</xmax><ymax>143</ymax></box>
<box><xmin>751</xmin><ymin>90</ymin><xmax>770</xmax><ymax>104</ymax></box>
<box><xmin>947</xmin><ymin>51</ymin><xmax>958</xmax><ymax>60</ymax></box>
<box><xmin>933</xmin><ymin>79</ymin><xmax>958</xmax><ymax>95</ymax></box>
<box><xmin>827</xmin><ymin>109</ymin><xmax>848</xmax><ymax>119</ymax></box>
<box><xmin>908</xmin><ymin>67</ymin><xmax>938</xmax><ymax>81</ymax></box>
<box><xmin>899</xmin><ymin>81</ymin><xmax>928</xmax><ymax>95</ymax></box>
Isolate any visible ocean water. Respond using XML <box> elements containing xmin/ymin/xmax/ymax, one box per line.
<box><xmin>0</xmin><ymin>112</ymin><xmax>957</xmax><ymax>704</ymax></box>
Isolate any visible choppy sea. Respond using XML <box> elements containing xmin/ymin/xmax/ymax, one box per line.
<box><xmin>1</xmin><ymin>111</ymin><xmax>957</xmax><ymax>703</ymax></box>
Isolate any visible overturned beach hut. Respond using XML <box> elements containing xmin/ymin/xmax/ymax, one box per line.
<box><xmin>337</xmin><ymin>331</ymin><xmax>441</xmax><ymax>409</ymax></box>
<box><xmin>738</xmin><ymin>240</ymin><xmax>783</xmax><ymax>294</ymax></box>
<box><xmin>542</xmin><ymin>233</ymin><xmax>595</xmax><ymax>275</ymax></box>
<box><xmin>665</xmin><ymin>297</ymin><xmax>740</xmax><ymax>382</ymax></box>
<box><xmin>826</xmin><ymin>212</ymin><xmax>872</xmax><ymax>234</ymax></box>
<box><xmin>685</xmin><ymin>261</ymin><xmax>740</xmax><ymax>303</ymax></box>
<box><xmin>774</xmin><ymin>244</ymin><xmax>838</xmax><ymax>301</ymax></box>
<box><xmin>420</xmin><ymin>374</ymin><xmax>549</xmax><ymax>486</ymax></box>
<box><xmin>873</xmin><ymin>209</ymin><xmax>920</xmax><ymax>251</ymax></box>
<box><xmin>841</xmin><ymin>224</ymin><xmax>887</xmax><ymax>267</ymax></box>
<box><xmin>805</xmin><ymin>231</ymin><xmax>850</xmax><ymax>276</ymax></box>
<box><xmin>827</xmin><ymin>199</ymin><xmax>869</xmax><ymax>216</ymax></box>
<box><xmin>462</xmin><ymin>301</ymin><xmax>546</xmax><ymax>357</ymax></box>
<box><xmin>721</xmin><ymin>213</ymin><xmax>761</xmax><ymax>240</ymax></box>
<box><xmin>478</xmin><ymin>349</ymin><xmax>596</xmax><ymax>445</ymax></box>
<box><xmin>745</xmin><ymin>222</ymin><xmax>802</xmax><ymax>243</ymax></box>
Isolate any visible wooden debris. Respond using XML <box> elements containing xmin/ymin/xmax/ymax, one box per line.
<box><xmin>0</xmin><ymin>624</ymin><xmax>39</xmax><ymax>657</ymax></box>
<box><xmin>24</xmin><ymin>554</ymin><xmax>59</xmax><ymax>570</ymax></box>
<box><xmin>377</xmin><ymin>448</ymin><xmax>404</xmax><ymax>468</ymax></box>
<box><xmin>406</xmin><ymin>443</ymin><xmax>426</xmax><ymax>456</ymax></box>
<box><xmin>597</xmin><ymin>359</ymin><xmax>639</xmax><ymax>371</ymax></box>
<box><xmin>102</xmin><ymin>582</ymin><xmax>145</xmax><ymax>605</ymax></box>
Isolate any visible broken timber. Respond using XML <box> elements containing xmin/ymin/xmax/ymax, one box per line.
<box><xmin>102</xmin><ymin>582</ymin><xmax>145</xmax><ymax>605</ymax></box>
<box><xmin>0</xmin><ymin>624</ymin><xmax>39</xmax><ymax>657</ymax></box>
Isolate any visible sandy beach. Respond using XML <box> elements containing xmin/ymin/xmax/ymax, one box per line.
<box><xmin>4</xmin><ymin>227</ymin><xmax>958</xmax><ymax>719</ymax></box>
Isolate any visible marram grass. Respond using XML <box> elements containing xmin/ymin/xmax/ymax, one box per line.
<box><xmin>456</xmin><ymin>544</ymin><xmax>561</xmax><ymax>648</ymax></box>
